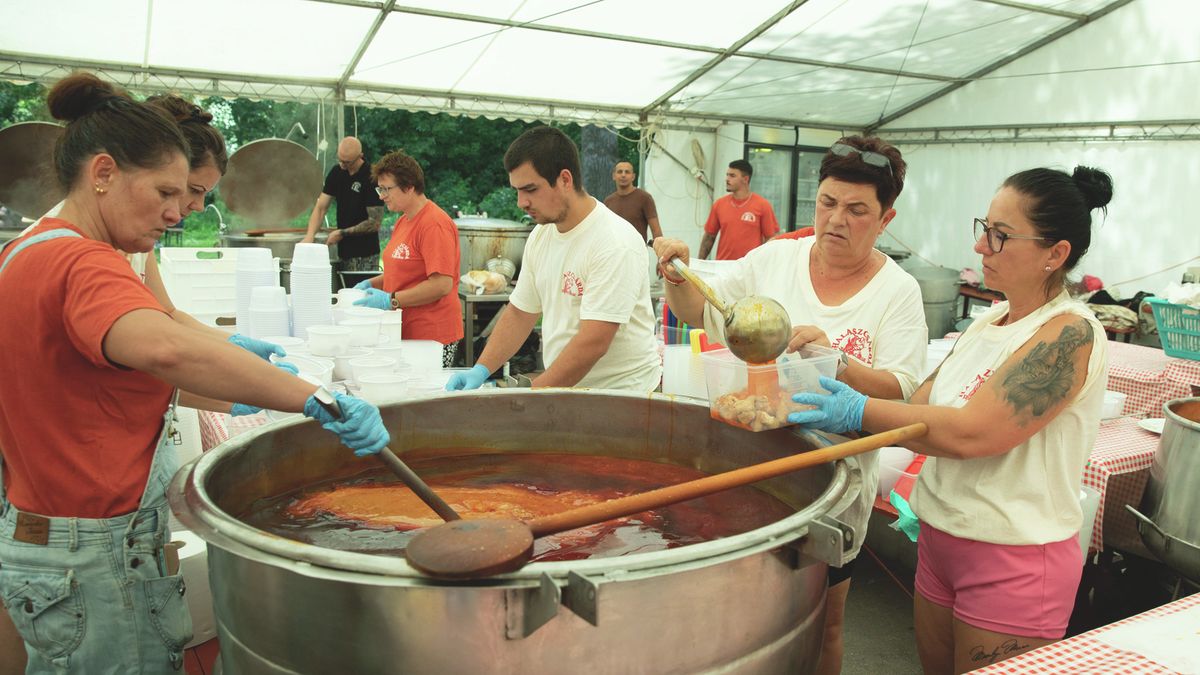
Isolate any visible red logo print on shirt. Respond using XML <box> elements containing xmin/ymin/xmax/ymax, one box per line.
<box><xmin>959</xmin><ymin>369</ymin><xmax>994</xmax><ymax>401</ymax></box>
<box><xmin>832</xmin><ymin>328</ymin><xmax>874</xmax><ymax>365</ymax></box>
<box><xmin>560</xmin><ymin>271</ymin><xmax>584</xmax><ymax>297</ymax></box>
<box><xmin>740</xmin><ymin>212</ymin><xmax>757</xmax><ymax>222</ymax></box>
<box><xmin>390</xmin><ymin>243</ymin><xmax>412</xmax><ymax>260</ymax></box>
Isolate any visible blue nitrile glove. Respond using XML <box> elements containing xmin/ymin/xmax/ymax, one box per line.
<box><xmin>889</xmin><ymin>491</ymin><xmax>921</xmax><ymax>543</ymax></box>
<box><xmin>353</xmin><ymin>288</ymin><xmax>391</xmax><ymax>310</ymax></box>
<box><xmin>445</xmin><ymin>364</ymin><xmax>491</xmax><ymax>391</ymax></box>
<box><xmin>228</xmin><ymin>333</ymin><xmax>286</xmax><ymax>361</ymax></box>
<box><xmin>303</xmin><ymin>392</ymin><xmax>390</xmax><ymax>457</ymax></box>
<box><xmin>354</xmin><ymin>278</ymin><xmax>375</xmax><ymax>291</ymax></box>
<box><xmin>229</xmin><ymin>362</ymin><xmax>300</xmax><ymax>416</ymax></box>
<box><xmin>787</xmin><ymin>376</ymin><xmax>867</xmax><ymax>434</ymax></box>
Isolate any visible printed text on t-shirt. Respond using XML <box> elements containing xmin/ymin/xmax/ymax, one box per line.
<box><xmin>833</xmin><ymin>328</ymin><xmax>874</xmax><ymax>365</ymax></box>
<box><xmin>561</xmin><ymin>271</ymin><xmax>584</xmax><ymax>297</ymax></box>
<box><xmin>959</xmin><ymin>369</ymin><xmax>995</xmax><ymax>401</ymax></box>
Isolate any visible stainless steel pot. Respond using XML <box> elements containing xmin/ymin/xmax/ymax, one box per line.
<box><xmin>1128</xmin><ymin>397</ymin><xmax>1200</xmax><ymax>583</ymax></box>
<box><xmin>169</xmin><ymin>389</ymin><xmax>864</xmax><ymax>674</ymax></box>
<box><xmin>455</xmin><ymin>216</ymin><xmax>534</xmax><ymax>279</ymax></box>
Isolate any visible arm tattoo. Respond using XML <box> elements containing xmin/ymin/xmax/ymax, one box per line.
<box><xmin>341</xmin><ymin>206</ymin><xmax>384</xmax><ymax>235</ymax></box>
<box><xmin>1000</xmin><ymin>321</ymin><xmax>1093</xmax><ymax>420</ymax></box>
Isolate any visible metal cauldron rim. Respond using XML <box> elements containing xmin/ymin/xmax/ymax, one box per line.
<box><xmin>170</xmin><ymin>389</ymin><xmax>854</xmax><ymax>585</ymax></box>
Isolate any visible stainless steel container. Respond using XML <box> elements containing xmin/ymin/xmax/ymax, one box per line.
<box><xmin>1128</xmin><ymin>397</ymin><xmax>1200</xmax><ymax>583</ymax></box>
<box><xmin>455</xmin><ymin>216</ymin><xmax>534</xmax><ymax>278</ymax></box>
<box><xmin>169</xmin><ymin>389</ymin><xmax>864</xmax><ymax>674</ymax></box>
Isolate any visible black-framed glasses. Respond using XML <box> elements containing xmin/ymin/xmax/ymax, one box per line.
<box><xmin>337</xmin><ymin>154</ymin><xmax>362</xmax><ymax>168</ymax></box>
<box><xmin>973</xmin><ymin>218</ymin><xmax>1054</xmax><ymax>253</ymax></box>
<box><xmin>830</xmin><ymin>143</ymin><xmax>892</xmax><ymax>177</ymax></box>
<box><xmin>374</xmin><ymin>185</ymin><xmax>397</xmax><ymax>198</ymax></box>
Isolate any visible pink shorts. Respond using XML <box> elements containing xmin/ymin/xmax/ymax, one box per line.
<box><xmin>915</xmin><ymin>524</ymin><xmax>1082</xmax><ymax>639</ymax></box>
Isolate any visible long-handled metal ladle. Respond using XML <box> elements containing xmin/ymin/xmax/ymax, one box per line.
<box><xmin>313</xmin><ymin>388</ymin><xmax>460</xmax><ymax>522</ymax></box>
<box><xmin>405</xmin><ymin>422</ymin><xmax>928</xmax><ymax>579</ymax></box>
<box><xmin>668</xmin><ymin>258</ymin><xmax>791</xmax><ymax>364</ymax></box>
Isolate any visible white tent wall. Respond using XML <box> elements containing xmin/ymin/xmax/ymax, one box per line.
<box><xmin>641</xmin><ymin>123</ymin><xmax>746</xmax><ymax>251</ymax></box>
<box><xmin>879</xmin><ymin>0</ymin><xmax>1200</xmax><ymax>298</ymax></box>
<box><xmin>889</xmin><ymin>139</ymin><xmax>1200</xmax><ymax>297</ymax></box>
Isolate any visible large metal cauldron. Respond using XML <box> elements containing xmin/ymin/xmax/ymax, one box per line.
<box><xmin>170</xmin><ymin>389</ymin><xmax>863</xmax><ymax>674</ymax></box>
<box><xmin>1128</xmin><ymin>397</ymin><xmax>1200</xmax><ymax>583</ymax></box>
<box><xmin>455</xmin><ymin>216</ymin><xmax>534</xmax><ymax>278</ymax></box>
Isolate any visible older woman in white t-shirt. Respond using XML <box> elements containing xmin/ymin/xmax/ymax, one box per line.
<box><xmin>655</xmin><ymin>135</ymin><xmax>926</xmax><ymax>675</ymax></box>
<box><xmin>790</xmin><ymin>165</ymin><xmax>1113</xmax><ymax>673</ymax></box>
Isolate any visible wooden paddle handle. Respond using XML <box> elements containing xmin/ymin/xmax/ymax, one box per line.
<box><xmin>528</xmin><ymin>422</ymin><xmax>928</xmax><ymax>537</ymax></box>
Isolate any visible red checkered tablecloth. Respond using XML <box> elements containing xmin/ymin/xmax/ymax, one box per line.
<box><xmin>969</xmin><ymin>592</ymin><xmax>1200</xmax><ymax>674</ymax></box>
<box><xmin>1081</xmin><ymin>417</ymin><xmax>1161</xmax><ymax>551</ymax></box>
<box><xmin>1106</xmin><ymin>341</ymin><xmax>1200</xmax><ymax>418</ymax></box>
<box><xmin>198</xmin><ymin>410</ymin><xmax>269</xmax><ymax>451</ymax></box>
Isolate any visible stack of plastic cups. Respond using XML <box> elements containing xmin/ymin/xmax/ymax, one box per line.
<box><xmin>290</xmin><ymin>243</ymin><xmax>334</xmax><ymax>339</ymax></box>
<box><xmin>247</xmin><ymin>286</ymin><xmax>290</xmax><ymax>339</ymax></box>
<box><xmin>234</xmin><ymin>248</ymin><xmax>280</xmax><ymax>335</ymax></box>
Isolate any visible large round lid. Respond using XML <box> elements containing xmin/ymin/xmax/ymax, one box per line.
<box><xmin>453</xmin><ymin>215</ymin><xmax>532</xmax><ymax>231</ymax></box>
<box><xmin>0</xmin><ymin>121</ymin><xmax>66</xmax><ymax>219</ymax></box>
<box><xmin>219</xmin><ymin>138</ymin><xmax>322</xmax><ymax>231</ymax></box>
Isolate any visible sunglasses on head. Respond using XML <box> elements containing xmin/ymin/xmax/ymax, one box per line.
<box><xmin>830</xmin><ymin>143</ymin><xmax>893</xmax><ymax>177</ymax></box>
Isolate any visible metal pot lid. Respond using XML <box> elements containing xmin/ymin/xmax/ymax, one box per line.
<box><xmin>218</xmin><ymin>138</ymin><xmax>322</xmax><ymax>231</ymax></box>
<box><xmin>453</xmin><ymin>216</ymin><xmax>532</xmax><ymax>230</ymax></box>
<box><xmin>0</xmin><ymin>121</ymin><xmax>66</xmax><ymax>219</ymax></box>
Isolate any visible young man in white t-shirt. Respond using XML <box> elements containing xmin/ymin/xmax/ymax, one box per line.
<box><xmin>447</xmin><ymin>126</ymin><xmax>661</xmax><ymax>392</ymax></box>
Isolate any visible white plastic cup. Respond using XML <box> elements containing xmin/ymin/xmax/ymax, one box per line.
<box><xmin>235</xmin><ymin>247</ymin><xmax>273</xmax><ymax>269</ymax></box>
<box><xmin>336</xmin><ymin>288</ymin><xmax>367</xmax><ymax>306</ymax></box>
<box><xmin>306</xmin><ymin>325</ymin><xmax>353</xmax><ymax>357</ymax></box>
<box><xmin>341</xmin><ymin>306</ymin><xmax>386</xmax><ymax>323</ymax></box>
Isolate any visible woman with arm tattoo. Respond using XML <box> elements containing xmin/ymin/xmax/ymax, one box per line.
<box><xmin>789</xmin><ymin>165</ymin><xmax>1114</xmax><ymax>674</ymax></box>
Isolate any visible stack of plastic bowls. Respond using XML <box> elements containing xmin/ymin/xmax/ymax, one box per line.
<box><xmin>290</xmin><ymin>243</ymin><xmax>334</xmax><ymax>339</ymax></box>
<box><xmin>399</xmin><ymin>340</ymin><xmax>444</xmax><ymax>379</ymax></box>
<box><xmin>370</xmin><ymin>343</ymin><xmax>405</xmax><ymax>369</ymax></box>
<box><xmin>357</xmin><ymin>373</ymin><xmax>410</xmax><ymax>404</ymax></box>
<box><xmin>306</xmin><ymin>325</ymin><xmax>352</xmax><ymax>358</ymax></box>
<box><xmin>332</xmin><ymin>347</ymin><xmax>372</xmax><ymax>382</ymax></box>
<box><xmin>248</xmin><ymin>286</ymin><xmax>290</xmax><ymax>339</ymax></box>
<box><xmin>349</xmin><ymin>356</ymin><xmax>397</xmax><ymax>386</ymax></box>
<box><xmin>261</xmin><ymin>336</ymin><xmax>305</xmax><ymax>352</ymax></box>
<box><xmin>272</xmin><ymin>354</ymin><xmax>334</xmax><ymax>387</ymax></box>
<box><xmin>340</xmin><ymin>318</ymin><xmax>381</xmax><ymax>347</ymax></box>
<box><xmin>379</xmin><ymin>309</ymin><xmax>403</xmax><ymax>343</ymax></box>
<box><xmin>333</xmin><ymin>288</ymin><xmax>367</xmax><ymax>325</ymax></box>
<box><xmin>234</xmin><ymin>248</ymin><xmax>280</xmax><ymax>335</ymax></box>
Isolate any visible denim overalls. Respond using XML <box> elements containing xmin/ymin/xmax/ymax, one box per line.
<box><xmin>0</xmin><ymin>229</ymin><xmax>193</xmax><ymax>673</ymax></box>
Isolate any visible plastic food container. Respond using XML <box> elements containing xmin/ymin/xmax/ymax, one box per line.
<box><xmin>340</xmin><ymin>318</ymin><xmax>381</xmax><ymax>347</ymax></box>
<box><xmin>701</xmin><ymin>345</ymin><xmax>841</xmax><ymax>431</ymax></box>
<box><xmin>306</xmin><ymin>325</ymin><xmax>353</xmax><ymax>357</ymax></box>
<box><xmin>1101</xmin><ymin>390</ymin><xmax>1127</xmax><ymax>419</ymax></box>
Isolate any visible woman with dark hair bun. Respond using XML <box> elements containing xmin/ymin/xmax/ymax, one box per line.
<box><xmin>0</xmin><ymin>72</ymin><xmax>389</xmax><ymax>673</ymax></box>
<box><xmin>788</xmin><ymin>165</ymin><xmax>1113</xmax><ymax>672</ymax></box>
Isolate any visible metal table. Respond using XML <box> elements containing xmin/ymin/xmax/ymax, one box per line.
<box><xmin>459</xmin><ymin>282</ymin><xmax>666</xmax><ymax>367</ymax></box>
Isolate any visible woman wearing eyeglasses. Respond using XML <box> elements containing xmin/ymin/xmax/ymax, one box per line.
<box><xmin>790</xmin><ymin>166</ymin><xmax>1113</xmax><ymax>673</ymax></box>
<box><xmin>353</xmin><ymin>150</ymin><xmax>463</xmax><ymax>365</ymax></box>
<box><xmin>655</xmin><ymin>135</ymin><xmax>927</xmax><ymax>675</ymax></box>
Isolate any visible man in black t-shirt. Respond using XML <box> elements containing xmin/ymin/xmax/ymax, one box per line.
<box><xmin>302</xmin><ymin>136</ymin><xmax>385</xmax><ymax>271</ymax></box>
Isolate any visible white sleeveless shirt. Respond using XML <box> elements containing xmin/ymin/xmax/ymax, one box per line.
<box><xmin>909</xmin><ymin>292</ymin><xmax>1107</xmax><ymax>545</ymax></box>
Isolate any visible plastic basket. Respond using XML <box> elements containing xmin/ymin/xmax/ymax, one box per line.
<box><xmin>1146</xmin><ymin>297</ymin><xmax>1200</xmax><ymax>361</ymax></box>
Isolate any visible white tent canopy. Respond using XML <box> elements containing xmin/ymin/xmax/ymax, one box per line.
<box><xmin>0</xmin><ymin>0</ymin><xmax>1161</xmax><ymax>131</ymax></box>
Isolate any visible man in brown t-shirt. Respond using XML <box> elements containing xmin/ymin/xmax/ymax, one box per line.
<box><xmin>603</xmin><ymin>161</ymin><xmax>662</xmax><ymax>245</ymax></box>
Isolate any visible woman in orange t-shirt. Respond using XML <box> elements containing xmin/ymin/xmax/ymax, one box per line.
<box><xmin>354</xmin><ymin>150</ymin><xmax>463</xmax><ymax>366</ymax></box>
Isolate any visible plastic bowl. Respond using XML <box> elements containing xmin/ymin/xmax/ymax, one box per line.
<box><xmin>332</xmin><ymin>348</ymin><xmax>372</xmax><ymax>382</ymax></box>
<box><xmin>357</xmin><ymin>373</ymin><xmax>411</xmax><ymax>403</ymax></box>
<box><xmin>306</xmin><ymin>325</ymin><xmax>353</xmax><ymax>356</ymax></box>
<box><xmin>340</xmin><ymin>318</ymin><xmax>381</xmax><ymax>347</ymax></box>
<box><xmin>349</xmin><ymin>356</ymin><xmax>398</xmax><ymax>386</ymax></box>
<box><xmin>701</xmin><ymin>345</ymin><xmax>841</xmax><ymax>432</ymax></box>
<box><xmin>272</xmin><ymin>354</ymin><xmax>334</xmax><ymax>387</ymax></box>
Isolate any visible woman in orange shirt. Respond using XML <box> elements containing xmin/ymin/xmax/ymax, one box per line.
<box><xmin>354</xmin><ymin>150</ymin><xmax>464</xmax><ymax>366</ymax></box>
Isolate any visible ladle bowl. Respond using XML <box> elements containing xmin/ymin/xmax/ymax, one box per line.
<box><xmin>669</xmin><ymin>258</ymin><xmax>791</xmax><ymax>364</ymax></box>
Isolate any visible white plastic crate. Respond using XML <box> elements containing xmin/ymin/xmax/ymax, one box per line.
<box><xmin>159</xmin><ymin>248</ymin><xmax>239</xmax><ymax>315</ymax></box>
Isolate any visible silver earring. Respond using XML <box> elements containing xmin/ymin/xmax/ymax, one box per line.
<box><xmin>1044</xmin><ymin>265</ymin><xmax>1052</xmax><ymax>272</ymax></box>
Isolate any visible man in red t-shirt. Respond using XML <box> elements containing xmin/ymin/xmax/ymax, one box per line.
<box><xmin>698</xmin><ymin>159</ymin><xmax>780</xmax><ymax>260</ymax></box>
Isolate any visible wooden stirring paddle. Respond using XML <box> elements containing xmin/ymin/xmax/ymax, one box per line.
<box><xmin>406</xmin><ymin>422</ymin><xmax>928</xmax><ymax>579</ymax></box>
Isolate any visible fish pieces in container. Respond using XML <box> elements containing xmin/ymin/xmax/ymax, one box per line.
<box><xmin>702</xmin><ymin>345</ymin><xmax>841</xmax><ymax>431</ymax></box>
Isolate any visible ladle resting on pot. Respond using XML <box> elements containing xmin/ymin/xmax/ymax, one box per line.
<box><xmin>406</xmin><ymin>422</ymin><xmax>928</xmax><ymax>578</ymax></box>
<box><xmin>668</xmin><ymin>258</ymin><xmax>791</xmax><ymax>364</ymax></box>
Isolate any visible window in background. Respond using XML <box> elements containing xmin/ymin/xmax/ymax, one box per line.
<box><xmin>747</xmin><ymin>145</ymin><xmax>794</xmax><ymax>227</ymax></box>
<box><xmin>794</xmin><ymin>149</ymin><xmax>823</xmax><ymax>231</ymax></box>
